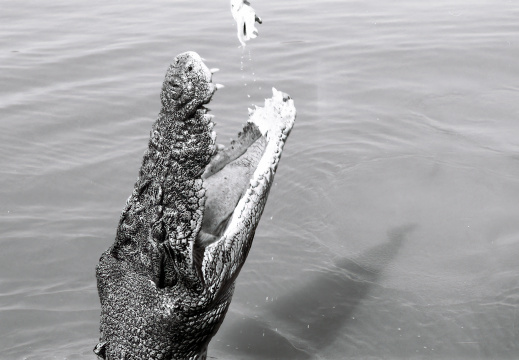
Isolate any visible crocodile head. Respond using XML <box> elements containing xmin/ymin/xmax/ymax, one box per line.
<box><xmin>96</xmin><ymin>51</ymin><xmax>296</xmax><ymax>359</ymax></box>
<box><xmin>160</xmin><ymin>51</ymin><xmax>217</xmax><ymax>113</ymax></box>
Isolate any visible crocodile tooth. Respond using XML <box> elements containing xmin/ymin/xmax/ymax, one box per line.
<box><xmin>215</xmin><ymin>84</ymin><xmax>225</xmax><ymax>90</ymax></box>
<box><xmin>210</xmin><ymin>68</ymin><xmax>220</xmax><ymax>74</ymax></box>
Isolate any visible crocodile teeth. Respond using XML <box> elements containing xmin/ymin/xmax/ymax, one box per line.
<box><xmin>215</xmin><ymin>84</ymin><xmax>225</xmax><ymax>90</ymax></box>
<box><xmin>272</xmin><ymin>87</ymin><xmax>283</xmax><ymax>101</ymax></box>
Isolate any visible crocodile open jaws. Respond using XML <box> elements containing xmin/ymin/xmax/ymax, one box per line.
<box><xmin>95</xmin><ymin>51</ymin><xmax>296</xmax><ymax>360</ymax></box>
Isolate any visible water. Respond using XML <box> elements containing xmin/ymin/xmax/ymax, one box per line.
<box><xmin>1</xmin><ymin>0</ymin><xmax>518</xmax><ymax>358</ymax></box>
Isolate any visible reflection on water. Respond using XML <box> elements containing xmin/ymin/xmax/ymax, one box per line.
<box><xmin>1</xmin><ymin>0</ymin><xmax>519</xmax><ymax>358</ymax></box>
<box><xmin>213</xmin><ymin>225</ymin><xmax>415</xmax><ymax>359</ymax></box>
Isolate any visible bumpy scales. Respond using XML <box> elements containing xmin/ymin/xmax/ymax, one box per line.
<box><xmin>95</xmin><ymin>51</ymin><xmax>296</xmax><ymax>359</ymax></box>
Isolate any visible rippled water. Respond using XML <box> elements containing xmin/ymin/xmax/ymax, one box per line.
<box><xmin>1</xmin><ymin>0</ymin><xmax>518</xmax><ymax>358</ymax></box>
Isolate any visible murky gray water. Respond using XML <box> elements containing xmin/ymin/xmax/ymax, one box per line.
<box><xmin>1</xmin><ymin>0</ymin><xmax>518</xmax><ymax>358</ymax></box>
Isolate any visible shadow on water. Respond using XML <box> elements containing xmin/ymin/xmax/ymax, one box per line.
<box><xmin>215</xmin><ymin>224</ymin><xmax>417</xmax><ymax>359</ymax></box>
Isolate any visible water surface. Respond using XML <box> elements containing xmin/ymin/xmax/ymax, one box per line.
<box><xmin>1</xmin><ymin>0</ymin><xmax>518</xmax><ymax>358</ymax></box>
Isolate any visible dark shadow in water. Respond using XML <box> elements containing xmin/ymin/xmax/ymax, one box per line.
<box><xmin>214</xmin><ymin>224</ymin><xmax>416</xmax><ymax>359</ymax></box>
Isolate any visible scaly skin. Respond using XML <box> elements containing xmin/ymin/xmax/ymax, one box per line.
<box><xmin>95</xmin><ymin>50</ymin><xmax>296</xmax><ymax>359</ymax></box>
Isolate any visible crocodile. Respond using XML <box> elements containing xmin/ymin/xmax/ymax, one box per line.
<box><xmin>95</xmin><ymin>51</ymin><xmax>296</xmax><ymax>359</ymax></box>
